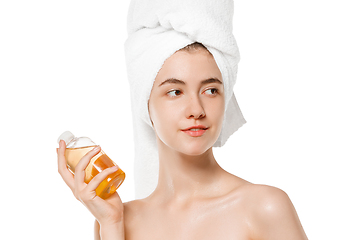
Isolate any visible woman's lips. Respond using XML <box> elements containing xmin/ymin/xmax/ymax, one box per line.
<box><xmin>181</xmin><ymin>125</ymin><xmax>208</xmax><ymax>137</ymax></box>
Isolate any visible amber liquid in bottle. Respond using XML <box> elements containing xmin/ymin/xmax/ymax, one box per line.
<box><xmin>64</xmin><ymin>146</ymin><xmax>125</xmax><ymax>199</ymax></box>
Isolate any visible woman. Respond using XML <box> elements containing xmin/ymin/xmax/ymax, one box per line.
<box><xmin>58</xmin><ymin>43</ymin><xmax>308</xmax><ymax>239</ymax></box>
<box><xmin>57</xmin><ymin>0</ymin><xmax>308</xmax><ymax>239</ymax></box>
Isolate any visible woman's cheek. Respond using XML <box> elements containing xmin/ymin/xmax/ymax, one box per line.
<box><xmin>153</xmin><ymin>101</ymin><xmax>173</xmax><ymax>131</ymax></box>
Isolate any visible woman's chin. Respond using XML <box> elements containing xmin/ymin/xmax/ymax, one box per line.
<box><xmin>158</xmin><ymin>133</ymin><xmax>217</xmax><ymax>157</ymax></box>
<box><xmin>177</xmin><ymin>142</ymin><xmax>214</xmax><ymax>156</ymax></box>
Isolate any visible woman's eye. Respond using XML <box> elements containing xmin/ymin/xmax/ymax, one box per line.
<box><xmin>167</xmin><ymin>90</ymin><xmax>182</xmax><ymax>97</ymax></box>
<box><xmin>204</xmin><ymin>88</ymin><xmax>218</xmax><ymax>95</ymax></box>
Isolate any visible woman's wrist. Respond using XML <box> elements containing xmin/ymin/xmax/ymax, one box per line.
<box><xmin>100</xmin><ymin>221</ymin><xmax>125</xmax><ymax>240</ymax></box>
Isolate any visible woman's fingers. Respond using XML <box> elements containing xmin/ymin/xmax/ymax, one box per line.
<box><xmin>57</xmin><ymin>140</ymin><xmax>75</xmax><ymax>191</ymax></box>
<box><xmin>74</xmin><ymin>146</ymin><xmax>101</xmax><ymax>191</ymax></box>
<box><xmin>57</xmin><ymin>142</ymin><xmax>124</xmax><ymax>225</ymax></box>
<box><xmin>58</xmin><ymin>143</ymin><xmax>118</xmax><ymax>202</ymax></box>
<box><xmin>85</xmin><ymin>165</ymin><xmax>119</xmax><ymax>195</ymax></box>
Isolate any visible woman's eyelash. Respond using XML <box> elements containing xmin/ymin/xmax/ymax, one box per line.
<box><xmin>167</xmin><ymin>89</ymin><xmax>182</xmax><ymax>97</ymax></box>
<box><xmin>166</xmin><ymin>88</ymin><xmax>219</xmax><ymax>97</ymax></box>
<box><xmin>204</xmin><ymin>88</ymin><xmax>219</xmax><ymax>95</ymax></box>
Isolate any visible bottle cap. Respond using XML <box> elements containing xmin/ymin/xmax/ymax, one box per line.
<box><xmin>57</xmin><ymin>131</ymin><xmax>75</xmax><ymax>145</ymax></box>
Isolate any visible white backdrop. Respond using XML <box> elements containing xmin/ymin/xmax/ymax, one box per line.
<box><xmin>1</xmin><ymin>0</ymin><xmax>359</xmax><ymax>239</ymax></box>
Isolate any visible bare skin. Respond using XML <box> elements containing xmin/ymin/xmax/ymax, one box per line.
<box><xmin>59</xmin><ymin>47</ymin><xmax>308</xmax><ymax>239</ymax></box>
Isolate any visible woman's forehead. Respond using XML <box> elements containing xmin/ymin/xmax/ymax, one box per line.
<box><xmin>154</xmin><ymin>49</ymin><xmax>222</xmax><ymax>85</ymax></box>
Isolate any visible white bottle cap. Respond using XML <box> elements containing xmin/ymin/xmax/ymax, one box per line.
<box><xmin>57</xmin><ymin>131</ymin><xmax>75</xmax><ymax>145</ymax></box>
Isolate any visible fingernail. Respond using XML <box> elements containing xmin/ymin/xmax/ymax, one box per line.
<box><xmin>110</xmin><ymin>165</ymin><xmax>118</xmax><ymax>171</ymax></box>
<box><xmin>93</xmin><ymin>146</ymin><xmax>100</xmax><ymax>151</ymax></box>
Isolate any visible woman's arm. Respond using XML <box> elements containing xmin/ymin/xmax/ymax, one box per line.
<box><xmin>94</xmin><ymin>220</ymin><xmax>125</xmax><ymax>240</ymax></box>
<box><xmin>94</xmin><ymin>220</ymin><xmax>100</xmax><ymax>240</ymax></box>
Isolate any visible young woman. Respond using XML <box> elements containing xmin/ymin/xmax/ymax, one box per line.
<box><xmin>57</xmin><ymin>43</ymin><xmax>308</xmax><ymax>239</ymax></box>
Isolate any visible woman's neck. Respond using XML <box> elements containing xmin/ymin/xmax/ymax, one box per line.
<box><xmin>151</xmin><ymin>139</ymin><xmax>225</xmax><ymax>203</ymax></box>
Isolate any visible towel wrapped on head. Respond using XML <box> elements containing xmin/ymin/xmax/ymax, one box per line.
<box><xmin>124</xmin><ymin>0</ymin><xmax>246</xmax><ymax>199</ymax></box>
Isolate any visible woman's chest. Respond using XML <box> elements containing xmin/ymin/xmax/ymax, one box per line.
<box><xmin>125</xmin><ymin>199</ymin><xmax>251</xmax><ymax>240</ymax></box>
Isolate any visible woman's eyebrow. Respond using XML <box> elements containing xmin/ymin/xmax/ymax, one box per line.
<box><xmin>158</xmin><ymin>78</ymin><xmax>185</xmax><ymax>87</ymax></box>
<box><xmin>201</xmin><ymin>78</ymin><xmax>223</xmax><ymax>85</ymax></box>
<box><xmin>158</xmin><ymin>77</ymin><xmax>222</xmax><ymax>87</ymax></box>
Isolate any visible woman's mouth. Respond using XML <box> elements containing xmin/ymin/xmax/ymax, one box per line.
<box><xmin>181</xmin><ymin>125</ymin><xmax>208</xmax><ymax>137</ymax></box>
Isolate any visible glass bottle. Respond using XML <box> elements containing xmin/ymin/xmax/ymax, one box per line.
<box><xmin>58</xmin><ymin>131</ymin><xmax>125</xmax><ymax>199</ymax></box>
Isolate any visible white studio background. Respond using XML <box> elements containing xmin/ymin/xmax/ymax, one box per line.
<box><xmin>0</xmin><ymin>0</ymin><xmax>359</xmax><ymax>239</ymax></box>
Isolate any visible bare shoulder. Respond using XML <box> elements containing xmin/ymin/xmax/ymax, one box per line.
<box><xmin>123</xmin><ymin>199</ymin><xmax>143</xmax><ymax>210</ymax></box>
<box><xmin>123</xmin><ymin>198</ymin><xmax>152</xmax><ymax>231</ymax></box>
<box><xmin>226</xmin><ymin>180</ymin><xmax>293</xmax><ymax>215</ymax></box>
<box><xmin>123</xmin><ymin>199</ymin><xmax>146</xmax><ymax>220</ymax></box>
<box><xmin>242</xmin><ymin>184</ymin><xmax>292</xmax><ymax>208</ymax></box>
<box><xmin>238</xmin><ymin>183</ymin><xmax>296</xmax><ymax>220</ymax></box>
<box><xmin>238</xmin><ymin>184</ymin><xmax>308</xmax><ymax>240</ymax></box>
<box><xmin>223</xmin><ymin>173</ymin><xmax>288</xmax><ymax>201</ymax></box>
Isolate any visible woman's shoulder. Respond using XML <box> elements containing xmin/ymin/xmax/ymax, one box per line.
<box><xmin>238</xmin><ymin>182</ymin><xmax>290</xmax><ymax>203</ymax></box>
<box><xmin>230</xmin><ymin>179</ymin><xmax>294</xmax><ymax>215</ymax></box>
<box><xmin>223</xmin><ymin>175</ymin><xmax>294</xmax><ymax>216</ymax></box>
<box><xmin>123</xmin><ymin>198</ymin><xmax>149</xmax><ymax>233</ymax></box>
<box><xmin>123</xmin><ymin>198</ymin><xmax>147</xmax><ymax>215</ymax></box>
<box><xmin>231</xmin><ymin>182</ymin><xmax>306</xmax><ymax>239</ymax></box>
<box><xmin>224</xmin><ymin>173</ymin><xmax>289</xmax><ymax>199</ymax></box>
<box><xmin>224</xmin><ymin>172</ymin><xmax>289</xmax><ymax>201</ymax></box>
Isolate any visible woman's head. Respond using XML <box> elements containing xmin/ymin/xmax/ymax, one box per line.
<box><xmin>148</xmin><ymin>43</ymin><xmax>225</xmax><ymax>156</ymax></box>
<box><xmin>125</xmin><ymin>0</ymin><xmax>245</xmax><ymax>198</ymax></box>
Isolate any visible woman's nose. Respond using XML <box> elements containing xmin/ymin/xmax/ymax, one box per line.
<box><xmin>186</xmin><ymin>95</ymin><xmax>206</xmax><ymax>119</ymax></box>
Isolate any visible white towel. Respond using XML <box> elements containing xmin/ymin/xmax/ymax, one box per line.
<box><xmin>124</xmin><ymin>0</ymin><xmax>246</xmax><ymax>199</ymax></box>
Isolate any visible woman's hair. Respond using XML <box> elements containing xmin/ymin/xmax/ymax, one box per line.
<box><xmin>180</xmin><ymin>42</ymin><xmax>212</xmax><ymax>54</ymax></box>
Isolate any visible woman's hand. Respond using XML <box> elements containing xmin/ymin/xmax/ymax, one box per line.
<box><xmin>57</xmin><ymin>140</ymin><xmax>124</xmax><ymax>227</ymax></box>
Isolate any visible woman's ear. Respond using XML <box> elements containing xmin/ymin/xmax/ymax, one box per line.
<box><xmin>148</xmin><ymin>101</ymin><xmax>154</xmax><ymax>127</ymax></box>
<box><xmin>149</xmin><ymin>112</ymin><xmax>154</xmax><ymax>127</ymax></box>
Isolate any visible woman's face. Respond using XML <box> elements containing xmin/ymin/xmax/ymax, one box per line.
<box><xmin>148</xmin><ymin>48</ymin><xmax>225</xmax><ymax>156</ymax></box>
